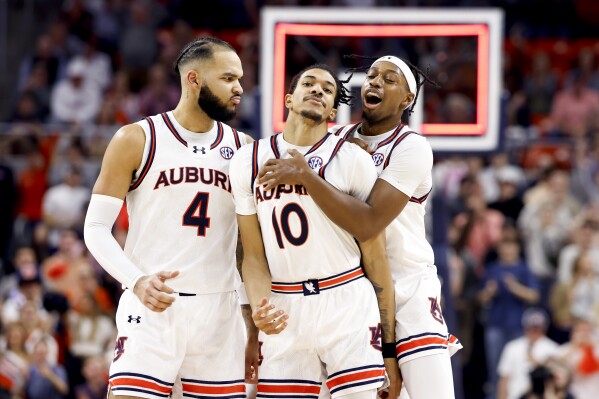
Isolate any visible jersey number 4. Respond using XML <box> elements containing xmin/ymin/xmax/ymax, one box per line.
<box><xmin>272</xmin><ymin>203</ymin><xmax>309</xmax><ymax>249</ymax></box>
<box><xmin>183</xmin><ymin>192</ymin><xmax>211</xmax><ymax>236</ymax></box>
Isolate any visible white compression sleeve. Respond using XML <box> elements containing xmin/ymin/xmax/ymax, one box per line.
<box><xmin>237</xmin><ymin>282</ymin><xmax>249</xmax><ymax>306</ymax></box>
<box><xmin>84</xmin><ymin>194</ymin><xmax>145</xmax><ymax>289</ymax></box>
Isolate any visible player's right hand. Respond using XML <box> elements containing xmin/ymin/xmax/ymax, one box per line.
<box><xmin>252</xmin><ymin>297</ymin><xmax>288</xmax><ymax>335</ymax></box>
<box><xmin>133</xmin><ymin>271</ymin><xmax>179</xmax><ymax>312</ymax></box>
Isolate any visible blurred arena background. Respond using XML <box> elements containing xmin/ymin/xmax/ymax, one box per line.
<box><xmin>1</xmin><ymin>1</ymin><xmax>599</xmax><ymax>399</ymax></box>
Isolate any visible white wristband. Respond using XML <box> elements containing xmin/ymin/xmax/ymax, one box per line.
<box><xmin>84</xmin><ymin>194</ymin><xmax>145</xmax><ymax>289</ymax></box>
<box><xmin>237</xmin><ymin>282</ymin><xmax>250</xmax><ymax>306</ymax></box>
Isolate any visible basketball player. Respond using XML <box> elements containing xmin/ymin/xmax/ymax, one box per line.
<box><xmin>230</xmin><ymin>64</ymin><xmax>401</xmax><ymax>399</ymax></box>
<box><xmin>83</xmin><ymin>38</ymin><xmax>257</xmax><ymax>399</ymax></box>
<box><xmin>256</xmin><ymin>56</ymin><xmax>462</xmax><ymax>399</ymax></box>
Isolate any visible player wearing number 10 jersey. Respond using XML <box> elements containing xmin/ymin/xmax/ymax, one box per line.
<box><xmin>230</xmin><ymin>65</ymin><xmax>401</xmax><ymax>399</ymax></box>
<box><xmin>84</xmin><ymin>38</ymin><xmax>254</xmax><ymax>399</ymax></box>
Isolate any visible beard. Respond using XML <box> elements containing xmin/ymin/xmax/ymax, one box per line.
<box><xmin>198</xmin><ymin>84</ymin><xmax>236</xmax><ymax>122</ymax></box>
<box><xmin>300</xmin><ymin>109</ymin><xmax>323</xmax><ymax>123</ymax></box>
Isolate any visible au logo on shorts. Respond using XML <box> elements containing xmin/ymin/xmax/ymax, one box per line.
<box><xmin>307</xmin><ymin>156</ymin><xmax>323</xmax><ymax>170</ymax></box>
<box><xmin>428</xmin><ymin>297</ymin><xmax>444</xmax><ymax>325</ymax></box>
<box><xmin>372</xmin><ymin>153</ymin><xmax>384</xmax><ymax>166</ymax></box>
<box><xmin>369</xmin><ymin>323</ymin><xmax>383</xmax><ymax>351</ymax></box>
<box><xmin>113</xmin><ymin>336</ymin><xmax>128</xmax><ymax>362</ymax></box>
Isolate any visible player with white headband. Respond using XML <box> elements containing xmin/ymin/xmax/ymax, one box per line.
<box><xmin>256</xmin><ymin>55</ymin><xmax>462</xmax><ymax>399</ymax></box>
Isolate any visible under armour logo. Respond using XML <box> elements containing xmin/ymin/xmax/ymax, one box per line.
<box><xmin>127</xmin><ymin>315</ymin><xmax>141</xmax><ymax>324</ymax></box>
<box><xmin>192</xmin><ymin>146</ymin><xmax>206</xmax><ymax>154</ymax></box>
<box><xmin>302</xmin><ymin>280</ymin><xmax>319</xmax><ymax>296</ymax></box>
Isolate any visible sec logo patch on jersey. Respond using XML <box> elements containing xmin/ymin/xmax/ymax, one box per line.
<box><xmin>307</xmin><ymin>156</ymin><xmax>323</xmax><ymax>170</ymax></box>
<box><xmin>220</xmin><ymin>147</ymin><xmax>234</xmax><ymax>160</ymax></box>
<box><xmin>372</xmin><ymin>153</ymin><xmax>384</xmax><ymax>166</ymax></box>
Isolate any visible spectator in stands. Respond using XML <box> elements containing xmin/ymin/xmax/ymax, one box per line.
<box><xmin>497</xmin><ymin>308</ymin><xmax>559</xmax><ymax>399</ymax></box>
<box><xmin>451</xmin><ymin>190</ymin><xmax>505</xmax><ymax>269</ymax></box>
<box><xmin>48</xmin><ymin>139</ymin><xmax>98</xmax><ymax>189</ymax></box>
<box><xmin>10</xmin><ymin>91</ymin><xmax>44</xmax><ymax>124</ymax></box>
<box><xmin>73</xmin><ymin>356</ymin><xmax>108</xmax><ymax>399</ymax></box>
<box><xmin>441</xmin><ymin>93</ymin><xmax>476</xmax><ymax>123</ymax></box>
<box><xmin>24</xmin><ymin>339</ymin><xmax>68</xmax><ymax>399</ymax></box>
<box><xmin>489</xmin><ymin>168</ymin><xmax>525</xmax><ymax>224</ymax></box>
<box><xmin>550</xmin><ymin>70</ymin><xmax>599</xmax><ymax>138</ymax></box>
<box><xmin>478</xmin><ymin>237</ymin><xmax>540</xmax><ymax>399</ymax></box>
<box><xmin>18</xmin><ymin>34</ymin><xmax>64</xmax><ymax>90</ymax></box>
<box><xmin>41</xmin><ymin>229</ymin><xmax>88</xmax><ymax>301</ymax></box>
<box><xmin>19</xmin><ymin>63</ymin><xmax>52</xmax><ymax>120</ymax></box>
<box><xmin>557</xmin><ymin>220</ymin><xmax>599</xmax><ymax>283</ymax></box>
<box><xmin>0</xmin><ymin>322</ymin><xmax>30</xmax><ymax>399</ymax></box>
<box><xmin>119</xmin><ymin>1</ymin><xmax>158</xmax><ymax>71</ymax></box>
<box><xmin>14</xmin><ymin>143</ymin><xmax>48</xmax><ymax>250</ymax></box>
<box><xmin>68</xmin><ymin>36</ymin><xmax>112</xmax><ymax>90</ymax></box>
<box><xmin>519</xmin><ymin>169</ymin><xmax>580</xmax><ymax>295</ymax></box>
<box><xmin>102</xmin><ymin>70</ymin><xmax>140</xmax><ymax>124</ymax></box>
<box><xmin>137</xmin><ymin>63</ymin><xmax>179</xmax><ymax>116</ymax></box>
<box><xmin>557</xmin><ymin>318</ymin><xmax>599</xmax><ymax>399</ymax></box>
<box><xmin>2</xmin><ymin>264</ymin><xmax>44</xmax><ymax>325</ymax></box>
<box><xmin>480</xmin><ymin>152</ymin><xmax>526</xmax><ymax>204</ymax></box>
<box><xmin>50</xmin><ymin>59</ymin><xmax>102</xmax><ymax>124</ymax></box>
<box><xmin>41</xmin><ymin>168</ymin><xmax>90</xmax><ymax>249</ymax></box>
<box><xmin>523</xmin><ymin>52</ymin><xmax>558</xmax><ymax>119</ymax></box>
<box><xmin>67</xmin><ymin>293</ymin><xmax>115</xmax><ymax>360</ymax></box>
<box><xmin>563</xmin><ymin>48</ymin><xmax>599</xmax><ymax>92</ymax></box>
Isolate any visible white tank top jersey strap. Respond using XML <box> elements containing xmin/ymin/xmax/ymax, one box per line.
<box><xmin>230</xmin><ymin>133</ymin><xmax>378</xmax><ymax>283</ymax></box>
<box><xmin>331</xmin><ymin>124</ymin><xmax>435</xmax><ymax>280</ymax></box>
<box><xmin>124</xmin><ymin>111</ymin><xmax>250</xmax><ymax>294</ymax></box>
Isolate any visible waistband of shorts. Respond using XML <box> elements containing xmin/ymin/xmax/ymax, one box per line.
<box><xmin>271</xmin><ymin>266</ymin><xmax>364</xmax><ymax>296</ymax></box>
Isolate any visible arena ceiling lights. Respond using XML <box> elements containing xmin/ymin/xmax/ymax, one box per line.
<box><xmin>260</xmin><ymin>8</ymin><xmax>504</xmax><ymax>152</ymax></box>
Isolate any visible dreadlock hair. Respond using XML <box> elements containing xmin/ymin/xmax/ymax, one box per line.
<box><xmin>288</xmin><ymin>64</ymin><xmax>353</xmax><ymax>109</ymax></box>
<box><xmin>174</xmin><ymin>37</ymin><xmax>236</xmax><ymax>78</ymax></box>
<box><xmin>344</xmin><ymin>54</ymin><xmax>440</xmax><ymax>116</ymax></box>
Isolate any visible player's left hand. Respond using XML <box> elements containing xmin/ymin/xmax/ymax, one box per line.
<box><xmin>380</xmin><ymin>358</ymin><xmax>402</xmax><ymax>399</ymax></box>
<box><xmin>245</xmin><ymin>336</ymin><xmax>260</xmax><ymax>383</ymax></box>
<box><xmin>257</xmin><ymin>149</ymin><xmax>312</xmax><ymax>190</ymax></box>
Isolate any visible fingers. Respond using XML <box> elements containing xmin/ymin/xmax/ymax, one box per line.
<box><xmin>252</xmin><ymin>300</ymin><xmax>288</xmax><ymax>334</ymax></box>
<box><xmin>157</xmin><ymin>270</ymin><xmax>180</xmax><ymax>281</ymax></box>
<box><xmin>288</xmin><ymin>149</ymin><xmax>302</xmax><ymax>158</ymax></box>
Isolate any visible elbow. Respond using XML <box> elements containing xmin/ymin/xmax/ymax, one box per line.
<box><xmin>354</xmin><ymin>224</ymin><xmax>383</xmax><ymax>243</ymax></box>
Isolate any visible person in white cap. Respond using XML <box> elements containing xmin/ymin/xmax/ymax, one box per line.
<box><xmin>255</xmin><ymin>55</ymin><xmax>461</xmax><ymax>399</ymax></box>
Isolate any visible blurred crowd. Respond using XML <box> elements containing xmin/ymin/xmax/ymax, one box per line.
<box><xmin>1</xmin><ymin>1</ymin><xmax>599</xmax><ymax>399</ymax></box>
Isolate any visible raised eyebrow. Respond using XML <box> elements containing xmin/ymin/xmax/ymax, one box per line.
<box><xmin>222</xmin><ymin>72</ymin><xmax>242</xmax><ymax>78</ymax></box>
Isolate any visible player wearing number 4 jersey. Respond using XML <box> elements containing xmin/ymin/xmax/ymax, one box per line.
<box><xmin>84</xmin><ymin>38</ymin><xmax>256</xmax><ymax>399</ymax></box>
<box><xmin>258</xmin><ymin>56</ymin><xmax>462</xmax><ymax>399</ymax></box>
<box><xmin>230</xmin><ymin>65</ymin><xmax>401</xmax><ymax>399</ymax></box>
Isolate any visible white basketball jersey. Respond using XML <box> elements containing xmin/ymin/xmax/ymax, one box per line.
<box><xmin>124</xmin><ymin>111</ymin><xmax>249</xmax><ymax>293</ymax></box>
<box><xmin>230</xmin><ymin>133</ymin><xmax>377</xmax><ymax>282</ymax></box>
<box><xmin>333</xmin><ymin>124</ymin><xmax>435</xmax><ymax>279</ymax></box>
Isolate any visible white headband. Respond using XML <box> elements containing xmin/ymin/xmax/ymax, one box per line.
<box><xmin>373</xmin><ymin>56</ymin><xmax>417</xmax><ymax>106</ymax></box>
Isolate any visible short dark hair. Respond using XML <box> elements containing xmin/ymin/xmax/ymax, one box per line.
<box><xmin>174</xmin><ymin>37</ymin><xmax>236</xmax><ymax>77</ymax></box>
<box><xmin>288</xmin><ymin>64</ymin><xmax>352</xmax><ymax>109</ymax></box>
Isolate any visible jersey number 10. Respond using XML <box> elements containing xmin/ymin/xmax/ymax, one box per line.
<box><xmin>271</xmin><ymin>203</ymin><xmax>309</xmax><ymax>249</ymax></box>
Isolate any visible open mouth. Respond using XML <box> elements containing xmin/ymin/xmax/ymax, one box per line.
<box><xmin>364</xmin><ymin>93</ymin><xmax>382</xmax><ymax>105</ymax></box>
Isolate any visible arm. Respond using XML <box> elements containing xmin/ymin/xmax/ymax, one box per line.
<box><xmin>359</xmin><ymin>232</ymin><xmax>401</xmax><ymax>399</ymax></box>
<box><xmin>503</xmin><ymin>275</ymin><xmax>539</xmax><ymax>304</ymax></box>
<box><xmin>83</xmin><ymin>124</ymin><xmax>177</xmax><ymax>312</ymax></box>
<box><xmin>258</xmin><ymin>151</ymin><xmax>407</xmax><ymax>242</ymax></box>
<box><xmin>238</xmin><ymin>214</ymin><xmax>288</xmax><ymax>335</ymax></box>
<box><xmin>497</xmin><ymin>376</ymin><xmax>508</xmax><ymax>399</ymax></box>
